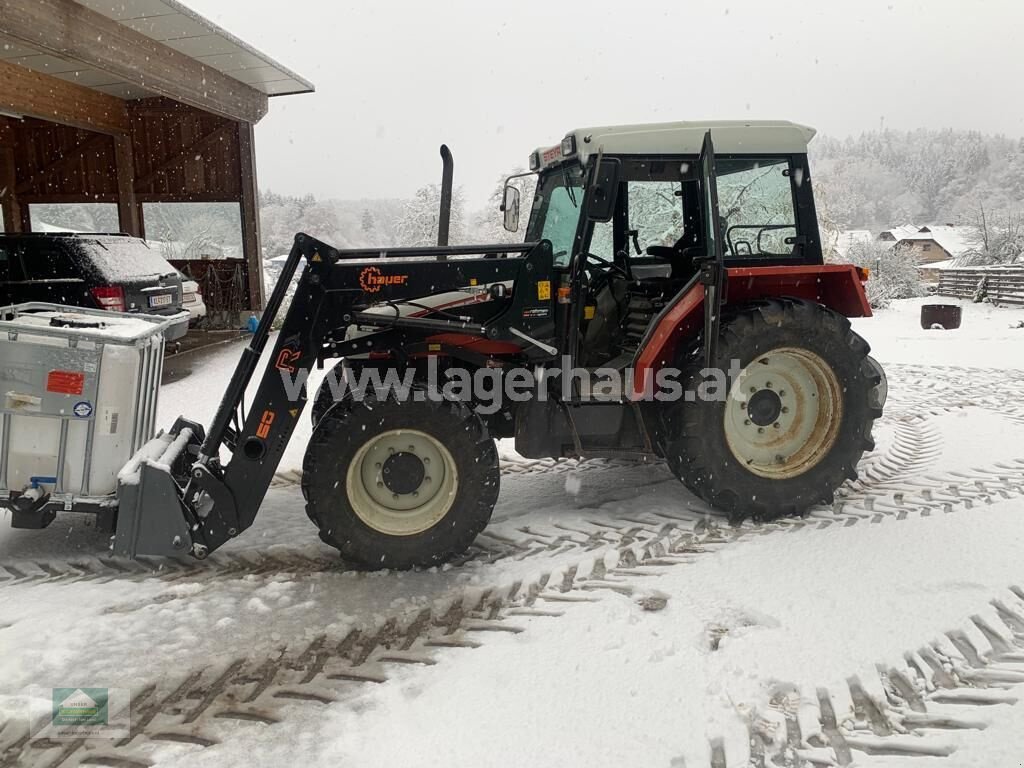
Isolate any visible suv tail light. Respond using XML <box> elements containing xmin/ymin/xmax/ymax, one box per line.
<box><xmin>91</xmin><ymin>285</ymin><xmax>126</xmax><ymax>313</ymax></box>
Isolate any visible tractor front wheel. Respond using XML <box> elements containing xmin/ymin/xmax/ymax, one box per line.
<box><xmin>663</xmin><ymin>298</ymin><xmax>884</xmax><ymax>522</ymax></box>
<box><xmin>310</xmin><ymin>360</ymin><xmax>361</xmax><ymax>426</ymax></box>
<box><xmin>302</xmin><ymin>389</ymin><xmax>499</xmax><ymax>569</ymax></box>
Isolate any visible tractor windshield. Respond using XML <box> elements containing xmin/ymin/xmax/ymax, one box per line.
<box><xmin>526</xmin><ymin>164</ymin><xmax>585</xmax><ymax>267</ymax></box>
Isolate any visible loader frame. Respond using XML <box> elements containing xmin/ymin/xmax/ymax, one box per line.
<box><xmin>116</xmin><ymin>235</ymin><xmax>556</xmax><ymax>558</ymax></box>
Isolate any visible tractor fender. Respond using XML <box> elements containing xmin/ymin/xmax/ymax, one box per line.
<box><xmin>631</xmin><ymin>264</ymin><xmax>872</xmax><ymax>398</ymax></box>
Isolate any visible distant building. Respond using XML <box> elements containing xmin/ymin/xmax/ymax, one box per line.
<box><xmin>877</xmin><ymin>224</ymin><xmax>973</xmax><ymax>264</ymax></box>
<box><xmin>878</xmin><ymin>224</ymin><xmax>975</xmax><ymax>284</ymax></box>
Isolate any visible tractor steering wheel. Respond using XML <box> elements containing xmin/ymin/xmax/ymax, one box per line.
<box><xmin>583</xmin><ymin>251</ymin><xmax>629</xmax><ymax>280</ymax></box>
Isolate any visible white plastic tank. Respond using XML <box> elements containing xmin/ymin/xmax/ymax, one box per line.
<box><xmin>0</xmin><ymin>306</ymin><xmax>172</xmax><ymax>503</ymax></box>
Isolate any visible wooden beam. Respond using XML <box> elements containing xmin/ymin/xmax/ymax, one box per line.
<box><xmin>114</xmin><ymin>135</ymin><xmax>141</xmax><ymax>237</ymax></box>
<box><xmin>14</xmin><ymin>131</ymin><xmax>111</xmax><ymax>195</ymax></box>
<box><xmin>135</xmin><ymin>123</ymin><xmax>233</xmax><ymax>189</ymax></box>
<box><xmin>17</xmin><ymin>193</ymin><xmax>118</xmax><ymax>204</ymax></box>
<box><xmin>0</xmin><ymin>117</ymin><xmax>16</xmax><ymax>147</ymax></box>
<box><xmin>0</xmin><ymin>147</ymin><xmax>26</xmax><ymax>233</ymax></box>
<box><xmin>238</xmin><ymin>121</ymin><xmax>264</xmax><ymax>310</ymax></box>
<box><xmin>0</xmin><ymin>0</ymin><xmax>268</xmax><ymax>125</ymax></box>
<box><xmin>0</xmin><ymin>59</ymin><xmax>129</xmax><ymax>134</ymax></box>
<box><xmin>135</xmin><ymin>192</ymin><xmax>239</xmax><ymax>204</ymax></box>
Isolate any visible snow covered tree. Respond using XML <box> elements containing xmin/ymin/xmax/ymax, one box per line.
<box><xmin>469</xmin><ymin>169</ymin><xmax>536</xmax><ymax>244</ymax></box>
<box><xmin>846</xmin><ymin>240</ymin><xmax>924</xmax><ymax>308</ymax></box>
<box><xmin>31</xmin><ymin>203</ymin><xmax>119</xmax><ymax>233</ymax></box>
<box><xmin>811</xmin><ymin>129</ymin><xmax>1024</xmax><ymax>230</ymax></box>
<box><xmin>959</xmin><ymin>204</ymin><xmax>1024</xmax><ymax>265</ymax></box>
<box><xmin>361</xmin><ymin>209</ymin><xmax>376</xmax><ymax>236</ymax></box>
<box><xmin>629</xmin><ymin>181</ymin><xmax>684</xmax><ymax>248</ymax></box>
<box><xmin>144</xmin><ymin>203</ymin><xmax>241</xmax><ymax>259</ymax></box>
<box><xmin>396</xmin><ymin>184</ymin><xmax>466</xmax><ymax>247</ymax></box>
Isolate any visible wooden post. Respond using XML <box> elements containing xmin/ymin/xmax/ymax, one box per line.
<box><xmin>113</xmin><ymin>134</ymin><xmax>141</xmax><ymax>236</ymax></box>
<box><xmin>135</xmin><ymin>200</ymin><xmax>146</xmax><ymax>239</ymax></box>
<box><xmin>0</xmin><ymin>147</ymin><xmax>26</xmax><ymax>233</ymax></box>
<box><xmin>237</xmin><ymin>121</ymin><xmax>264</xmax><ymax>311</ymax></box>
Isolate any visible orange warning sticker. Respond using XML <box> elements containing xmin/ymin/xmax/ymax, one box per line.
<box><xmin>47</xmin><ymin>370</ymin><xmax>85</xmax><ymax>395</ymax></box>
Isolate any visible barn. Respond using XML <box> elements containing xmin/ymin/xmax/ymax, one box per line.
<box><xmin>0</xmin><ymin>0</ymin><xmax>313</xmax><ymax>323</ymax></box>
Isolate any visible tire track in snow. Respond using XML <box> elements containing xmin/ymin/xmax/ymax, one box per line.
<box><xmin>706</xmin><ymin>585</ymin><xmax>1024</xmax><ymax>767</ymax></box>
<box><xmin>3</xmin><ymin>463</ymin><xmax>1024</xmax><ymax>768</ymax></box>
<box><xmin>0</xmin><ymin>412</ymin><xmax>1010</xmax><ymax>588</ymax></box>
<box><xmin>0</xmin><ymin>523</ymin><xmax>723</xmax><ymax>768</ymax></box>
<box><xmin>0</xmin><ymin>399</ymin><xmax>959</xmax><ymax>587</ymax></box>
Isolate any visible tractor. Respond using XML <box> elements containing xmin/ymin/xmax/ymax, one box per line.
<box><xmin>116</xmin><ymin>120</ymin><xmax>886</xmax><ymax>570</ymax></box>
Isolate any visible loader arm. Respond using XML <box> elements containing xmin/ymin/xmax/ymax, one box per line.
<box><xmin>115</xmin><ymin>233</ymin><xmax>554</xmax><ymax>559</ymax></box>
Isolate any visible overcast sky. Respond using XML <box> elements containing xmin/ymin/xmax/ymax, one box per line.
<box><xmin>189</xmin><ymin>0</ymin><xmax>1024</xmax><ymax>209</ymax></box>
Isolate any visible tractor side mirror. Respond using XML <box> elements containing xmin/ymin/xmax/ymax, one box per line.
<box><xmin>502</xmin><ymin>185</ymin><xmax>521</xmax><ymax>233</ymax></box>
<box><xmin>586</xmin><ymin>158</ymin><xmax>621</xmax><ymax>223</ymax></box>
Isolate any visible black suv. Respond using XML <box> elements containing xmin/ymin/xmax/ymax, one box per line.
<box><xmin>0</xmin><ymin>233</ymin><xmax>189</xmax><ymax>339</ymax></box>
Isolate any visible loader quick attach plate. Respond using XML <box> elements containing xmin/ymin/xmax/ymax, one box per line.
<box><xmin>114</xmin><ymin>460</ymin><xmax>192</xmax><ymax>557</ymax></box>
<box><xmin>113</xmin><ymin>418</ymin><xmax>205</xmax><ymax>558</ymax></box>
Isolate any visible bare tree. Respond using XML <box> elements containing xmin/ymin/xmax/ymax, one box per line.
<box><xmin>960</xmin><ymin>203</ymin><xmax>1024</xmax><ymax>265</ymax></box>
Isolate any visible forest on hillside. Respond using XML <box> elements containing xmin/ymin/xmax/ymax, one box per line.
<box><xmin>811</xmin><ymin>129</ymin><xmax>1024</xmax><ymax>232</ymax></box>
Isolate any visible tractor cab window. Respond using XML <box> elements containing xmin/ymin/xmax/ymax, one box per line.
<box><xmin>715</xmin><ymin>158</ymin><xmax>797</xmax><ymax>258</ymax></box>
<box><xmin>628</xmin><ymin>180</ymin><xmax>685</xmax><ymax>252</ymax></box>
<box><xmin>526</xmin><ymin>164</ymin><xmax>585</xmax><ymax>268</ymax></box>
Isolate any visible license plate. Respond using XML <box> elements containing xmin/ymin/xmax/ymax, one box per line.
<box><xmin>149</xmin><ymin>293</ymin><xmax>173</xmax><ymax>307</ymax></box>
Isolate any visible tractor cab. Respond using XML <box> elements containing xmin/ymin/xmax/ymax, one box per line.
<box><xmin>504</xmin><ymin>120</ymin><xmax>824</xmax><ymax>374</ymax></box>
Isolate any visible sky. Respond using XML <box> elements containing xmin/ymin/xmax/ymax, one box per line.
<box><xmin>187</xmin><ymin>0</ymin><xmax>1024</xmax><ymax>209</ymax></box>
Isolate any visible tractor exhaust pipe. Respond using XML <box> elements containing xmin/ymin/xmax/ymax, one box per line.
<box><xmin>438</xmin><ymin>144</ymin><xmax>454</xmax><ymax>246</ymax></box>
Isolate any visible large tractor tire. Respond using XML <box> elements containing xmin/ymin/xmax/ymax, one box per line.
<box><xmin>310</xmin><ymin>360</ymin><xmax>361</xmax><ymax>426</ymax></box>
<box><xmin>663</xmin><ymin>298</ymin><xmax>884</xmax><ymax>523</ymax></box>
<box><xmin>302</xmin><ymin>388</ymin><xmax>499</xmax><ymax>569</ymax></box>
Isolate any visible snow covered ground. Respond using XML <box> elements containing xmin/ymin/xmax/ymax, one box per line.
<box><xmin>850</xmin><ymin>296</ymin><xmax>1024</xmax><ymax>369</ymax></box>
<box><xmin>2</xmin><ymin>296</ymin><xmax>1024</xmax><ymax>767</ymax></box>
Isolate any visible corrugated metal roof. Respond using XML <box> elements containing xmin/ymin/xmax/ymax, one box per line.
<box><xmin>0</xmin><ymin>0</ymin><xmax>313</xmax><ymax>101</ymax></box>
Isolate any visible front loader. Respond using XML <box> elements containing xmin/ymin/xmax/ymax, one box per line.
<box><xmin>115</xmin><ymin>120</ymin><xmax>887</xmax><ymax>569</ymax></box>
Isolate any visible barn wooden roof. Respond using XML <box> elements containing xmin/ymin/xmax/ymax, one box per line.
<box><xmin>0</xmin><ymin>0</ymin><xmax>313</xmax><ymax>125</ymax></box>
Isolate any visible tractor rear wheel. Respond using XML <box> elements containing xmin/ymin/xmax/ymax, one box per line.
<box><xmin>302</xmin><ymin>388</ymin><xmax>499</xmax><ymax>569</ymax></box>
<box><xmin>663</xmin><ymin>298</ymin><xmax>883</xmax><ymax>522</ymax></box>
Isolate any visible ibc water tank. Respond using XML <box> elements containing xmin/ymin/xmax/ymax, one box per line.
<box><xmin>0</xmin><ymin>305</ymin><xmax>175</xmax><ymax>504</ymax></box>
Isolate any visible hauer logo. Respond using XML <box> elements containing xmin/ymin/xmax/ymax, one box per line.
<box><xmin>359</xmin><ymin>266</ymin><xmax>408</xmax><ymax>293</ymax></box>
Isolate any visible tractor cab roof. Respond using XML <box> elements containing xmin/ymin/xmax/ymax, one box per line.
<box><xmin>530</xmin><ymin>119</ymin><xmax>816</xmax><ymax>172</ymax></box>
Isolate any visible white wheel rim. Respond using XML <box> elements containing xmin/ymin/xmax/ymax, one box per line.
<box><xmin>346</xmin><ymin>429</ymin><xmax>459</xmax><ymax>536</ymax></box>
<box><xmin>724</xmin><ymin>347</ymin><xmax>843</xmax><ymax>479</ymax></box>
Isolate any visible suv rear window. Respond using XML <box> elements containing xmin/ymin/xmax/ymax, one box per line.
<box><xmin>75</xmin><ymin>239</ymin><xmax>176</xmax><ymax>282</ymax></box>
<box><xmin>21</xmin><ymin>243</ymin><xmax>77</xmax><ymax>280</ymax></box>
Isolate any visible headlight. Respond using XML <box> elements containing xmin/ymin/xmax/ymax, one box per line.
<box><xmin>561</xmin><ymin>135</ymin><xmax>576</xmax><ymax>157</ymax></box>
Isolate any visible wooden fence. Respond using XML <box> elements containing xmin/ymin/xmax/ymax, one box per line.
<box><xmin>937</xmin><ymin>266</ymin><xmax>1024</xmax><ymax>305</ymax></box>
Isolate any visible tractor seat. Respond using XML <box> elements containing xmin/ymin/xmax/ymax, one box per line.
<box><xmin>645</xmin><ymin>240</ymin><xmax>703</xmax><ymax>282</ymax></box>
